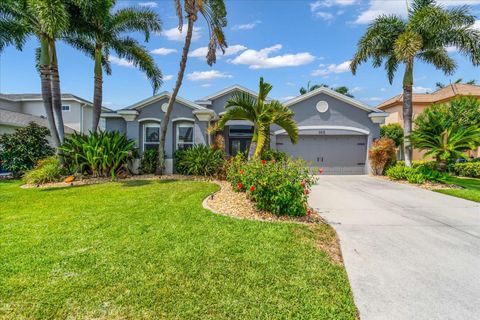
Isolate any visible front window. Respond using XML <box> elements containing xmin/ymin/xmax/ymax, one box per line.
<box><xmin>62</xmin><ymin>105</ymin><xmax>70</xmax><ymax>112</ymax></box>
<box><xmin>176</xmin><ymin>122</ymin><xmax>194</xmax><ymax>150</ymax></box>
<box><xmin>143</xmin><ymin>123</ymin><xmax>160</xmax><ymax>151</ymax></box>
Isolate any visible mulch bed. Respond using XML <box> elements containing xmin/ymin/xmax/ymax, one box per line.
<box><xmin>374</xmin><ymin>175</ymin><xmax>462</xmax><ymax>190</ymax></box>
<box><xmin>204</xmin><ymin>180</ymin><xmax>324</xmax><ymax>224</ymax></box>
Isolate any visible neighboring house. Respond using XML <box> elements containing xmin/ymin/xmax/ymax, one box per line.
<box><xmin>102</xmin><ymin>85</ymin><xmax>387</xmax><ymax>175</ymax></box>
<box><xmin>377</xmin><ymin>83</ymin><xmax>480</xmax><ymax>159</ymax></box>
<box><xmin>0</xmin><ymin>93</ymin><xmax>108</xmax><ymax>136</ymax></box>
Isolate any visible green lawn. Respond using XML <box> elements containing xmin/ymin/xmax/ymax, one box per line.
<box><xmin>435</xmin><ymin>176</ymin><xmax>480</xmax><ymax>202</ymax></box>
<box><xmin>0</xmin><ymin>179</ymin><xmax>356</xmax><ymax>319</ymax></box>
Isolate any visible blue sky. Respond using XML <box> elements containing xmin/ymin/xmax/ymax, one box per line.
<box><xmin>1</xmin><ymin>0</ymin><xmax>480</xmax><ymax>110</ymax></box>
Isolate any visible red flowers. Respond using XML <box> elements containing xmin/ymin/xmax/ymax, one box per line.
<box><xmin>271</xmin><ymin>159</ymin><xmax>276</xmax><ymax>163</ymax></box>
<box><xmin>237</xmin><ymin>182</ymin><xmax>243</xmax><ymax>190</ymax></box>
<box><xmin>307</xmin><ymin>210</ymin><xmax>312</xmax><ymax>216</ymax></box>
<box><xmin>304</xmin><ymin>188</ymin><xmax>309</xmax><ymax>195</ymax></box>
<box><xmin>301</xmin><ymin>180</ymin><xmax>306</xmax><ymax>187</ymax></box>
<box><xmin>239</xmin><ymin>169</ymin><xmax>245</xmax><ymax>175</ymax></box>
<box><xmin>261</xmin><ymin>159</ymin><xmax>267</xmax><ymax>166</ymax></box>
<box><xmin>250</xmin><ymin>185</ymin><xmax>255</xmax><ymax>191</ymax></box>
<box><xmin>318</xmin><ymin>168</ymin><xmax>324</xmax><ymax>174</ymax></box>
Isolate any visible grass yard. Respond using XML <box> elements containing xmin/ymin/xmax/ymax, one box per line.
<box><xmin>0</xmin><ymin>179</ymin><xmax>356</xmax><ymax>319</ymax></box>
<box><xmin>435</xmin><ymin>176</ymin><xmax>480</xmax><ymax>202</ymax></box>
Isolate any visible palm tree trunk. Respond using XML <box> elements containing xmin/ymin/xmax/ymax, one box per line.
<box><xmin>92</xmin><ymin>45</ymin><xmax>103</xmax><ymax>132</ymax></box>
<box><xmin>49</xmin><ymin>40</ymin><xmax>65</xmax><ymax>144</ymax></box>
<box><xmin>39</xmin><ymin>37</ymin><xmax>61</xmax><ymax>149</ymax></box>
<box><xmin>158</xmin><ymin>16</ymin><xmax>196</xmax><ymax>174</ymax></box>
<box><xmin>403</xmin><ymin>60</ymin><xmax>414</xmax><ymax>167</ymax></box>
<box><xmin>248</xmin><ymin>127</ymin><xmax>258</xmax><ymax>159</ymax></box>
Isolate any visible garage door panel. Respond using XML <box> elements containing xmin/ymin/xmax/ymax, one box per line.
<box><xmin>276</xmin><ymin>135</ymin><xmax>367</xmax><ymax>175</ymax></box>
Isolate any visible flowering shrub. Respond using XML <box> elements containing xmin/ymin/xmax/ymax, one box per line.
<box><xmin>227</xmin><ymin>155</ymin><xmax>317</xmax><ymax>216</ymax></box>
<box><xmin>368</xmin><ymin>138</ymin><xmax>396</xmax><ymax>175</ymax></box>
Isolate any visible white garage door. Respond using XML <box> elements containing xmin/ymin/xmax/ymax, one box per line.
<box><xmin>276</xmin><ymin>135</ymin><xmax>368</xmax><ymax>175</ymax></box>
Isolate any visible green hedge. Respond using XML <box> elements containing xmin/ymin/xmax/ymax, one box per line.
<box><xmin>385</xmin><ymin>164</ymin><xmax>448</xmax><ymax>184</ymax></box>
<box><xmin>227</xmin><ymin>156</ymin><xmax>317</xmax><ymax>216</ymax></box>
<box><xmin>175</xmin><ymin>145</ymin><xmax>225</xmax><ymax>177</ymax></box>
<box><xmin>452</xmin><ymin>162</ymin><xmax>480</xmax><ymax>178</ymax></box>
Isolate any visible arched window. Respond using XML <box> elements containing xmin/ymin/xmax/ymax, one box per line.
<box><xmin>176</xmin><ymin>122</ymin><xmax>194</xmax><ymax>150</ymax></box>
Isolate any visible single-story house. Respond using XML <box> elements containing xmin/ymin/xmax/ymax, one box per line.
<box><xmin>377</xmin><ymin>83</ymin><xmax>480</xmax><ymax>159</ymax></box>
<box><xmin>101</xmin><ymin>85</ymin><xmax>388</xmax><ymax>175</ymax></box>
<box><xmin>0</xmin><ymin>93</ymin><xmax>109</xmax><ymax>136</ymax></box>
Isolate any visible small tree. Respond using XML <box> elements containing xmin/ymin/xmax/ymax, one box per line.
<box><xmin>380</xmin><ymin>123</ymin><xmax>404</xmax><ymax>147</ymax></box>
<box><xmin>410</xmin><ymin>104</ymin><xmax>480</xmax><ymax>171</ymax></box>
<box><xmin>368</xmin><ymin>138</ymin><xmax>396</xmax><ymax>175</ymax></box>
<box><xmin>0</xmin><ymin>122</ymin><xmax>54</xmax><ymax>175</ymax></box>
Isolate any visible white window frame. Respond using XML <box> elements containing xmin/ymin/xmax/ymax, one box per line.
<box><xmin>176</xmin><ymin>122</ymin><xmax>195</xmax><ymax>150</ymax></box>
<box><xmin>62</xmin><ymin>105</ymin><xmax>71</xmax><ymax>112</ymax></box>
<box><xmin>143</xmin><ymin>122</ymin><xmax>161</xmax><ymax>152</ymax></box>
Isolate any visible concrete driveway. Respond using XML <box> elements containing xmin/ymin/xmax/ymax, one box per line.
<box><xmin>309</xmin><ymin>175</ymin><xmax>480</xmax><ymax>320</ymax></box>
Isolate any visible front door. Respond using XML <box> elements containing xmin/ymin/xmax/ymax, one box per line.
<box><xmin>229</xmin><ymin>138</ymin><xmax>251</xmax><ymax>156</ymax></box>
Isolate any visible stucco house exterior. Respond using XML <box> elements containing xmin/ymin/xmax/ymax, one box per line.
<box><xmin>102</xmin><ymin>85</ymin><xmax>387</xmax><ymax>175</ymax></box>
<box><xmin>377</xmin><ymin>83</ymin><xmax>480</xmax><ymax>159</ymax></box>
<box><xmin>0</xmin><ymin>93</ymin><xmax>107</xmax><ymax>136</ymax></box>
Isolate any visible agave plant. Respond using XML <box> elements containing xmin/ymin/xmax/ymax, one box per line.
<box><xmin>409</xmin><ymin>104</ymin><xmax>480</xmax><ymax>171</ymax></box>
<box><xmin>60</xmin><ymin>131</ymin><xmax>135</xmax><ymax>180</ymax></box>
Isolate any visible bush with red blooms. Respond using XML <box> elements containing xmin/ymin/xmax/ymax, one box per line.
<box><xmin>368</xmin><ymin>137</ymin><xmax>396</xmax><ymax>175</ymax></box>
<box><xmin>227</xmin><ymin>154</ymin><xmax>317</xmax><ymax>216</ymax></box>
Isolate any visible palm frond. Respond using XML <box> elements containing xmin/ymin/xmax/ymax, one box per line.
<box><xmin>112</xmin><ymin>7</ymin><xmax>161</xmax><ymax>41</ymax></box>
<box><xmin>217</xmin><ymin>106</ymin><xmax>254</xmax><ymax>129</ymax></box>
<box><xmin>418</xmin><ymin>48</ymin><xmax>456</xmax><ymax>75</ymax></box>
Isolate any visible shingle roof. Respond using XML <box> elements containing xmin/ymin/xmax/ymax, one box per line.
<box><xmin>377</xmin><ymin>84</ymin><xmax>480</xmax><ymax>109</ymax></box>
<box><xmin>0</xmin><ymin>108</ymin><xmax>76</xmax><ymax>134</ymax></box>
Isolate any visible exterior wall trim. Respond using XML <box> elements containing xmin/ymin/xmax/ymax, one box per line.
<box><xmin>138</xmin><ymin>117</ymin><xmax>162</xmax><ymax>123</ymax></box>
<box><xmin>172</xmin><ymin>117</ymin><xmax>195</xmax><ymax>122</ymax></box>
<box><xmin>274</xmin><ymin>125</ymin><xmax>370</xmax><ymax>136</ymax></box>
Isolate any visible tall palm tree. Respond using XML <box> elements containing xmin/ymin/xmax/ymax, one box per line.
<box><xmin>350</xmin><ymin>0</ymin><xmax>480</xmax><ymax>166</ymax></box>
<box><xmin>65</xmin><ymin>0</ymin><xmax>162</xmax><ymax>131</ymax></box>
<box><xmin>0</xmin><ymin>0</ymin><xmax>69</xmax><ymax>148</ymax></box>
<box><xmin>435</xmin><ymin>78</ymin><xmax>476</xmax><ymax>89</ymax></box>
<box><xmin>158</xmin><ymin>0</ymin><xmax>228</xmax><ymax>174</ymax></box>
<box><xmin>218</xmin><ymin>77</ymin><xmax>298</xmax><ymax>159</ymax></box>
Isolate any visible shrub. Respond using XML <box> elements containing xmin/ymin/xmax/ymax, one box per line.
<box><xmin>380</xmin><ymin>123</ymin><xmax>404</xmax><ymax>147</ymax></box>
<box><xmin>227</xmin><ymin>157</ymin><xmax>317</xmax><ymax>216</ymax></box>
<box><xmin>369</xmin><ymin>138</ymin><xmax>396</xmax><ymax>175</ymax></box>
<box><xmin>396</xmin><ymin>160</ymin><xmax>437</xmax><ymax>170</ymax></box>
<box><xmin>453</xmin><ymin>162</ymin><xmax>480</xmax><ymax>178</ymax></box>
<box><xmin>60</xmin><ymin>131</ymin><xmax>134</xmax><ymax>180</ymax></box>
<box><xmin>175</xmin><ymin>144</ymin><xmax>225</xmax><ymax>176</ymax></box>
<box><xmin>0</xmin><ymin>122</ymin><xmax>55</xmax><ymax>175</ymax></box>
<box><xmin>261</xmin><ymin>149</ymin><xmax>289</xmax><ymax>162</ymax></box>
<box><xmin>386</xmin><ymin>164</ymin><xmax>447</xmax><ymax>184</ymax></box>
<box><xmin>140</xmin><ymin>149</ymin><xmax>158</xmax><ymax>174</ymax></box>
<box><xmin>23</xmin><ymin>157</ymin><xmax>64</xmax><ymax>184</ymax></box>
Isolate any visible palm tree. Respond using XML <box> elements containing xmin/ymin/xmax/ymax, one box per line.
<box><xmin>218</xmin><ymin>77</ymin><xmax>298</xmax><ymax>158</ymax></box>
<box><xmin>410</xmin><ymin>104</ymin><xmax>480</xmax><ymax>171</ymax></box>
<box><xmin>435</xmin><ymin>78</ymin><xmax>476</xmax><ymax>89</ymax></box>
<box><xmin>158</xmin><ymin>0</ymin><xmax>228</xmax><ymax>174</ymax></box>
<box><xmin>0</xmin><ymin>0</ymin><xmax>69</xmax><ymax>148</ymax></box>
<box><xmin>299</xmin><ymin>82</ymin><xmax>354</xmax><ymax>97</ymax></box>
<box><xmin>66</xmin><ymin>0</ymin><xmax>162</xmax><ymax>131</ymax></box>
<box><xmin>350</xmin><ymin>0</ymin><xmax>480</xmax><ymax>166</ymax></box>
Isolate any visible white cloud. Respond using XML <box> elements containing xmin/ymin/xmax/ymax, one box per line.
<box><xmin>163</xmin><ymin>75</ymin><xmax>174</xmax><ymax>81</ymax></box>
<box><xmin>162</xmin><ymin>26</ymin><xmax>201</xmax><ymax>41</ymax></box>
<box><xmin>380</xmin><ymin>87</ymin><xmax>387</xmax><ymax>92</ymax></box>
<box><xmin>189</xmin><ymin>44</ymin><xmax>247</xmax><ymax>59</ymax></box>
<box><xmin>413</xmin><ymin>86</ymin><xmax>432</xmax><ymax>93</ymax></box>
<box><xmin>315</xmin><ymin>11</ymin><xmax>335</xmax><ymax>20</ymax></box>
<box><xmin>356</xmin><ymin>1</ymin><xmax>480</xmax><ymax>24</ymax></box>
<box><xmin>310</xmin><ymin>0</ymin><xmax>356</xmax><ymax>11</ymax></box>
<box><xmin>311</xmin><ymin>60</ymin><xmax>351</xmax><ymax>76</ymax></box>
<box><xmin>351</xmin><ymin>86</ymin><xmax>364</xmax><ymax>93</ymax></box>
<box><xmin>232</xmin><ymin>20</ymin><xmax>261</xmax><ymax>31</ymax></box>
<box><xmin>150</xmin><ymin>48</ymin><xmax>177</xmax><ymax>55</ymax></box>
<box><xmin>187</xmin><ymin>70</ymin><xmax>232</xmax><ymax>81</ymax></box>
<box><xmin>229</xmin><ymin>44</ymin><xmax>315</xmax><ymax>69</ymax></box>
<box><xmin>109</xmin><ymin>56</ymin><xmax>134</xmax><ymax>68</ymax></box>
<box><xmin>138</xmin><ymin>1</ymin><xmax>158</xmax><ymax>8</ymax></box>
<box><xmin>201</xmin><ymin>83</ymin><xmax>212</xmax><ymax>88</ymax></box>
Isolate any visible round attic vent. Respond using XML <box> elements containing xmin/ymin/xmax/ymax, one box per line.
<box><xmin>161</xmin><ymin>103</ymin><xmax>168</xmax><ymax>113</ymax></box>
<box><xmin>316</xmin><ymin>101</ymin><xmax>329</xmax><ymax>113</ymax></box>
